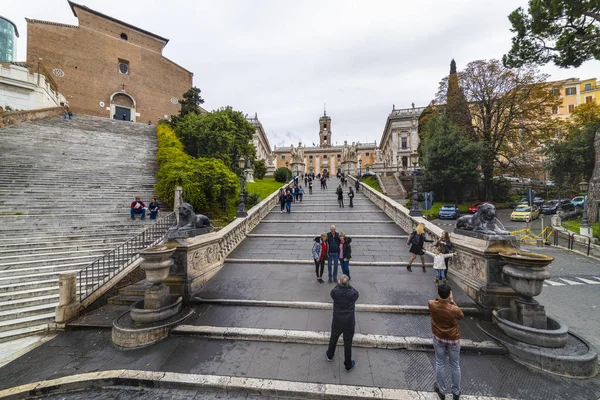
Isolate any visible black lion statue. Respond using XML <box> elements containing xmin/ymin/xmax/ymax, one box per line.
<box><xmin>456</xmin><ymin>203</ymin><xmax>509</xmax><ymax>235</ymax></box>
<box><xmin>177</xmin><ymin>203</ymin><xmax>211</xmax><ymax>229</ymax></box>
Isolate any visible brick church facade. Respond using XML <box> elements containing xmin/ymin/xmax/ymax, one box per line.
<box><xmin>26</xmin><ymin>1</ymin><xmax>193</xmax><ymax>123</ymax></box>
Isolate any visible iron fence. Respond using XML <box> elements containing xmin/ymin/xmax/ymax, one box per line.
<box><xmin>552</xmin><ymin>230</ymin><xmax>592</xmax><ymax>256</ymax></box>
<box><xmin>77</xmin><ymin>211</ymin><xmax>176</xmax><ymax>302</ymax></box>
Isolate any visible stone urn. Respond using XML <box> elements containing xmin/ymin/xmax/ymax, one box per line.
<box><xmin>139</xmin><ymin>246</ymin><xmax>176</xmax><ymax>283</ymax></box>
<box><xmin>500</xmin><ymin>250</ymin><xmax>552</xmax><ymax>301</ymax></box>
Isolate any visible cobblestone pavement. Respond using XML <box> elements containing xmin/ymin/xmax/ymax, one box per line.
<box><xmin>0</xmin><ymin>183</ymin><xmax>598</xmax><ymax>400</ymax></box>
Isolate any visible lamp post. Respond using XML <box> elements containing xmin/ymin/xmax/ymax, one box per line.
<box><xmin>359</xmin><ymin>158</ymin><xmax>362</xmax><ymax>179</ymax></box>
<box><xmin>409</xmin><ymin>153</ymin><xmax>422</xmax><ymax>216</ymax></box>
<box><xmin>236</xmin><ymin>156</ymin><xmax>248</xmax><ymax>218</ymax></box>
<box><xmin>578</xmin><ymin>180</ymin><xmax>590</xmax><ymax>232</ymax></box>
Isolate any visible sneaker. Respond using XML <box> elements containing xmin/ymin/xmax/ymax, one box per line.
<box><xmin>318</xmin><ymin>278</ymin><xmax>324</xmax><ymax>284</ymax></box>
<box><xmin>326</xmin><ymin>352</ymin><xmax>333</xmax><ymax>362</ymax></box>
<box><xmin>345</xmin><ymin>360</ymin><xmax>355</xmax><ymax>371</ymax></box>
<box><xmin>407</xmin><ymin>265</ymin><xmax>412</xmax><ymax>272</ymax></box>
<box><xmin>422</xmin><ymin>266</ymin><xmax>426</xmax><ymax>273</ymax></box>
<box><xmin>433</xmin><ymin>383</ymin><xmax>444</xmax><ymax>400</ymax></box>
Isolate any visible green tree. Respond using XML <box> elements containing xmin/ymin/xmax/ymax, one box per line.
<box><xmin>420</xmin><ymin>115</ymin><xmax>483</xmax><ymax>203</ymax></box>
<box><xmin>174</xmin><ymin>106</ymin><xmax>256</xmax><ymax>174</ymax></box>
<box><xmin>445</xmin><ymin>59</ymin><xmax>474</xmax><ymax>138</ymax></box>
<box><xmin>274</xmin><ymin>167</ymin><xmax>291</xmax><ymax>183</ymax></box>
<box><xmin>253</xmin><ymin>159</ymin><xmax>267</xmax><ymax>179</ymax></box>
<box><xmin>504</xmin><ymin>0</ymin><xmax>600</xmax><ymax>68</ymax></box>
<box><xmin>417</xmin><ymin>101</ymin><xmax>438</xmax><ymax>156</ymax></box>
<box><xmin>436</xmin><ymin>59</ymin><xmax>562</xmax><ymax>200</ymax></box>
<box><xmin>179</xmin><ymin>87</ymin><xmax>205</xmax><ymax>117</ymax></box>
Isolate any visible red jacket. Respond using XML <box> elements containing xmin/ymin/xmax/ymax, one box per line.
<box><xmin>131</xmin><ymin>201</ymin><xmax>146</xmax><ymax>209</ymax></box>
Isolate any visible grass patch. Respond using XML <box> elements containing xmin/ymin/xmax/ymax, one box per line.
<box><xmin>246</xmin><ymin>178</ymin><xmax>286</xmax><ymax>201</ymax></box>
<box><xmin>362</xmin><ymin>176</ymin><xmax>382</xmax><ymax>193</ymax></box>
<box><xmin>562</xmin><ymin>218</ymin><xmax>600</xmax><ymax>238</ymax></box>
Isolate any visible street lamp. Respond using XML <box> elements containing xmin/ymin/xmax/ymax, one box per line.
<box><xmin>236</xmin><ymin>156</ymin><xmax>248</xmax><ymax>218</ymax></box>
<box><xmin>578</xmin><ymin>180</ymin><xmax>590</xmax><ymax>229</ymax></box>
<box><xmin>359</xmin><ymin>158</ymin><xmax>362</xmax><ymax>179</ymax></box>
<box><xmin>409</xmin><ymin>153</ymin><xmax>421</xmax><ymax>216</ymax></box>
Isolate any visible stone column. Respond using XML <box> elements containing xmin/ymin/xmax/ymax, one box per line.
<box><xmin>55</xmin><ymin>272</ymin><xmax>80</xmax><ymax>324</ymax></box>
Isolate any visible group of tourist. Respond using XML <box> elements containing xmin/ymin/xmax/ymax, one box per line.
<box><xmin>407</xmin><ymin>223</ymin><xmax>454</xmax><ymax>286</ymax></box>
<box><xmin>130</xmin><ymin>196</ymin><xmax>160</xmax><ymax>220</ymax></box>
<box><xmin>312</xmin><ymin>225</ymin><xmax>352</xmax><ymax>283</ymax></box>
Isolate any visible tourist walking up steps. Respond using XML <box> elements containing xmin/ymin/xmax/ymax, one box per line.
<box><xmin>355</xmin><ymin>179</ymin><xmax>359</xmax><ymax>192</ymax></box>
<box><xmin>285</xmin><ymin>190</ymin><xmax>293</xmax><ymax>213</ymax></box>
<box><xmin>436</xmin><ymin>231</ymin><xmax>453</xmax><ymax>277</ymax></box>
<box><xmin>312</xmin><ymin>234</ymin><xmax>327</xmax><ymax>283</ymax></box>
<box><xmin>339</xmin><ymin>232</ymin><xmax>352</xmax><ymax>280</ymax></box>
<box><xmin>327</xmin><ymin>225</ymin><xmax>341</xmax><ymax>282</ymax></box>
<box><xmin>336</xmin><ymin>185</ymin><xmax>344</xmax><ymax>208</ymax></box>
<box><xmin>406</xmin><ymin>223</ymin><xmax>433</xmax><ymax>273</ymax></box>
<box><xmin>326</xmin><ymin>275</ymin><xmax>359</xmax><ymax>371</ymax></box>
<box><xmin>425</xmin><ymin>248</ymin><xmax>456</xmax><ymax>286</ymax></box>
<box><xmin>348</xmin><ymin>186</ymin><xmax>354</xmax><ymax>208</ymax></box>
<box><xmin>428</xmin><ymin>284</ymin><xmax>464</xmax><ymax>400</ymax></box>
<box><xmin>298</xmin><ymin>185</ymin><xmax>304</xmax><ymax>202</ymax></box>
<box><xmin>309</xmin><ymin>179</ymin><xmax>313</xmax><ymax>195</ymax></box>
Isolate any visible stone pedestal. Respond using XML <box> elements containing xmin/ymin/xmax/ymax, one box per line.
<box><xmin>580</xmin><ymin>225</ymin><xmax>593</xmax><ymax>238</ymax></box>
<box><xmin>449</xmin><ymin>230</ymin><xmax>521</xmax><ymax>319</ymax></box>
<box><xmin>341</xmin><ymin>160</ymin><xmax>357</xmax><ymax>176</ymax></box>
<box><xmin>55</xmin><ymin>272</ymin><xmax>80</xmax><ymax>324</ymax></box>
<box><xmin>290</xmin><ymin>162</ymin><xmax>305</xmax><ymax>177</ymax></box>
<box><xmin>144</xmin><ymin>284</ymin><xmax>170</xmax><ymax>309</ymax></box>
<box><xmin>244</xmin><ymin>168</ymin><xmax>255</xmax><ymax>183</ymax></box>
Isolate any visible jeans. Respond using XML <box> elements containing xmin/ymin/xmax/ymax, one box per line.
<box><xmin>326</xmin><ymin>320</ymin><xmax>354</xmax><ymax>369</ymax></box>
<box><xmin>285</xmin><ymin>202</ymin><xmax>291</xmax><ymax>213</ymax></box>
<box><xmin>340</xmin><ymin>258</ymin><xmax>350</xmax><ymax>279</ymax></box>
<box><xmin>433</xmin><ymin>336</ymin><xmax>461</xmax><ymax>397</ymax></box>
<box><xmin>131</xmin><ymin>208</ymin><xmax>146</xmax><ymax>219</ymax></box>
<box><xmin>435</xmin><ymin>269</ymin><xmax>446</xmax><ymax>280</ymax></box>
<box><xmin>327</xmin><ymin>253</ymin><xmax>339</xmax><ymax>280</ymax></box>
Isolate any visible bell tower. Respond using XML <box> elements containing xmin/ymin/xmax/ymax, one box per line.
<box><xmin>319</xmin><ymin>108</ymin><xmax>331</xmax><ymax>147</ymax></box>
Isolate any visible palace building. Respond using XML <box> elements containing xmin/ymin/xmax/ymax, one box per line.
<box><xmin>272</xmin><ymin>111</ymin><xmax>376</xmax><ymax>176</ymax></box>
<box><xmin>25</xmin><ymin>1</ymin><xmax>192</xmax><ymax>123</ymax></box>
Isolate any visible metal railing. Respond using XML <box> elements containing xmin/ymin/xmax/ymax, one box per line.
<box><xmin>553</xmin><ymin>230</ymin><xmax>592</xmax><ymax>256</ymax></box>
<box><xmin>510</xmin><ymin>226</ymin><xmax>554</xmax><ymax>245</ymax></box>
<box><xmin>77</xmin><ymin>211</ymin><xmax>176</xmax><ymax>302</ymax></box>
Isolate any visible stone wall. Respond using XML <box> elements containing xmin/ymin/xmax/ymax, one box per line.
<box><xmin>0</xmin><ymin>107</ymin><xmax>63</xmax><ymax>128</ymax></box>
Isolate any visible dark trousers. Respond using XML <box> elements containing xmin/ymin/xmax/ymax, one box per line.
<box><xmin>131</xmin><ymin>208</ymin><xmax>145</xmax><ymax>219</ymax></box>
<box><xmin>280</xmin><ymin>202</ymin><xmax>285</xmax><ymax>211</ymax></box>
<box><xmin>349</xmin><ymin>197</ymin><xmax>353</xmax><ymax>207</ymax></box>
<box><xmin>314</xmin><ymin>258</ymin><xmax>325</xmax><ymax>278</ymax></box>
<box><xmin>299</xmin><ymin>194</ymin><xmax>303</xmax><ymax>202</ymax></box>
<box><xmin>326</xmin><ymin>320</ymin><xmax>354</xmax><ymax>369</ymax></box>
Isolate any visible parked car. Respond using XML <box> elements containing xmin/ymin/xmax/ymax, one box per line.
<box><xmin>468</xmin><ymin>201</ymin><xmax>493</xmax><ymax>214</ymax></box>
<box><xmin>533</xmin><ymin>197</ymin><xmax>545</xmax><ymax>207</ymax></box>
<box><xmin>511</xmin><ymin>205</ymin><xmax>540</xmax><ymax>221</ymax></box>
<box><xmin>438</xmin><ymin>204</ymin><xmax>461</xmax><ymax>220</ymax></box>
<box><xmin>501</xmin><ymin>175</ymin><xmax>520</xmax><ymax>182</ymax></box>
<box><xmin>571</xmin><ymin>196</ymin><xmax>586</xmax><ymax>207</ymax></box>
<box><xmin>559</xmin><ymin>199</ymin><xmax>575</xmax><ymax>212</ymax></box>
<box><xmin>540</xmin><ymin>200</ymin><xmax>560</xmax><ymax>215</ymax></box>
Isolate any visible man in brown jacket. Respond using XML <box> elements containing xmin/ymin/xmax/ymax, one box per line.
<box><xmin>428</xmin><ymin>284</ymin><xmax>464</xmax><ymax>400</ymax></box>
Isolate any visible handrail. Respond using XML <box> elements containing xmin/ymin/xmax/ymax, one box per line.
<box><xmin>77</xmin><ymin>211</ymin><xmax>176</xmax><ymax>302</ymax></box>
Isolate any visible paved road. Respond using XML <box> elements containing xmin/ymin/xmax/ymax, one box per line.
<box><xmin>431</xmin><ymin>209</ymin><xmax>548</xmax><ymax>233</ymax></box>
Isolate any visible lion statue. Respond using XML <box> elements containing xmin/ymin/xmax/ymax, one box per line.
<box><xmin>176</xmin><ymin>203</ymin><xmax>211</xmax><ymax>229</ymax></box>
<box><xmin>456</xmin><ymin>203</ymin><xmax>509</xmax><ymax>235</ymax></box>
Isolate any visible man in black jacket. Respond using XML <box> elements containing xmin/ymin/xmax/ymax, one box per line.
<box><xmin>326</xmin><ymin>225</ymin><xmax>340</xmax><ymax>283</ymax></box>
<box><xmin>326</xmin><ymin>275</ymin><xmax>359</xmax><ymax>371</ymax></box>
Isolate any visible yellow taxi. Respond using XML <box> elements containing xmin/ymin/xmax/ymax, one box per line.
<box><xmin>510</xmin><ymin>204</ymin><xmax>540</xmax><ymax>222</ymax></box>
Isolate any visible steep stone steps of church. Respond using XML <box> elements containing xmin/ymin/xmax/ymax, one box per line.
<box><xmin>0</xmin><ymin>114</ymin><xmax>162</xmax><ymax>341</ymax></box>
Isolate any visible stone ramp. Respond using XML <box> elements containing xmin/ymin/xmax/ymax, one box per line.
<box><xmin>380</xmin><ymin>175</ymin><xmax>407</xmax><ymax>199</ymax></box>
<box><xmin>0</xmin><ymin>115</ymin><xmax>162</xmax><ymax>341</ymax></box>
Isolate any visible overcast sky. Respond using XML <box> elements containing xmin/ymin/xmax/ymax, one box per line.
<box><xmin>3</xmin><ymin>0</ymin><xmax>599</xmax><ymax>148</ymax></box>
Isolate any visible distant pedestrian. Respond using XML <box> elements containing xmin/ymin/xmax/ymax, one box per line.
<box><xmin>326</xmin><ymin>275</ymin><xmax>358</xmax><ymax>372</ymax></box>
<box><xmin>406</xmin><ymin>223</ymin><xmax>433</xmax><ymax>273</ymax></box>
<box><xmin>323</xmin><ymin>177</ymin><xmax>328</xmax><ymax>190</ymax></box>
<box><xmin>355</xmin><ymin>179</ymin><xmax>359</xmax><ymax>192</ymax></box>
<box><xmin>336</xmin><ymin>185</ymin><xmax>344</xmax><ymax>208</ymax></box>
<box><xmin>305</xmin><ymin>176</ymin><xmax>308</xmax><ymax>186</ymax></box>
<box><xmin>428</xmin><ymin>284</ymin><xmax>463</xmax><ymax>400</ymax></box>
<box><xmin>285</xmin><ymin>190</ymin><xmax>293</xmax><ymax>213</ymax></box>
<box><xmin>298</xmin><ymin>185</ymin><xmax>304</xmax><ymax>202</ymax></box>
<box><xmin>327</xmin><ymin>225</ymin><xmax>340</xmax><ymax>282</ymax></box>
<box><xmin>148</xmin><ymin>198</ymin><xmax>160</xmax><ymax>220</ymax></box>
<box><xmin>338</xmin><ymin>232</ymin><xmax>352</xmax><ymax>280</ymax></box>
<box><xmin>426</xmin><ymin>248</ymin><xmax>456</xmax><ymax>286</ymax></box>
<box><xmin>312</xmin><ymin>234</ymin><xmax>327</xmax><ymax>283</ymax></box>
<box><xmin>279</xmin><ymin>189</ymin><xmax>286</xmax><ymax>213</ymax></box>
<box><xmin>61</xmin><ymin>110</ymin><xmax>67</xmax><ymax>120</ymax></box>
<box><xmin>348</xmin><ymin>186</ymin><xmax>354</xmax><ymax>208</ymax></box>
<box><xmin>292</xmin><ymin>186</ymin><xmax>297</xmax><ymax>203</ymax></box>
<box><xmin>67</xmin><ymin>111</ymin><xmax>73</xmax><ymax>120</ymax></box>
<box><xmin>122</xmin><ymin>113</ymin><xmax>127</xmax><ymax>121</ymax></box>
<box><xmin>308</xmin><ymin>179</ymin><xmax>313</xmax><ymax>195</ymax></box>
<box><xmin>436</xmin><ymin>232</ymin><xmax>453</xmax><ymax>277</ymax></box>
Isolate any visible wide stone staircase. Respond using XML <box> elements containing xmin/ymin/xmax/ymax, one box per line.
<box><xmin>0</xmin><ymin>115</ymin><xmax>162</xmax><ymax>341</ymax></box>
<box><xmin>380</xmin><ymin>174</ymin><xmax>407</xmax><ymax>200</ymax></box>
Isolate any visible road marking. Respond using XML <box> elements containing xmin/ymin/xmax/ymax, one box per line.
<box><xmin>574</xmin><ymin>277</ymin><xmax>600</xmax><ymax>285</ymax></box>
<box><xmin>544</xmin><ymin>280</ymin><xmax>565</xmax><ymax>286</ymax></box>
<box><xmin>558</xmin><ymin>278</ymin><xmax>584</xmax><ymax>285</ymax></box>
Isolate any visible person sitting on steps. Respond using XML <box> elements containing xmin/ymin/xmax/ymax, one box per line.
<box><xmin>148</xmin><ymin>198</ymin><xmax>160</xmax><ymax>220</ymax></box>
<box><xmin>130</xmin><ymin>196</ymin><xmax>146</xmax><ymax>220</ymax></box>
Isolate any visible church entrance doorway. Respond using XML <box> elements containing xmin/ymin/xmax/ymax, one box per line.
<box><xmin>115</xmin><ymin>106</ymin><xmax>131</xmax><ymax>121</ymax></box>
<box><xmin>109</xmin><ymin>92</ymin><xmax>136</xmax><ymax>122</ymax></box>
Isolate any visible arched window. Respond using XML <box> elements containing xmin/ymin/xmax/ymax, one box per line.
<box><xmin>120</xmin><ymin>33</ymin><xmax>128</xmax><ymax>40</ymax></box>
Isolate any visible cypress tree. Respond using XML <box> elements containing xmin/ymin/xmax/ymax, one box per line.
<box><xmin>445</xmin><ymin>59</ymin><xmax>474</xmax><ymax>139</ymax></box>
